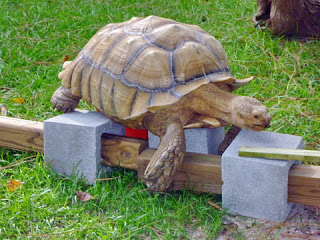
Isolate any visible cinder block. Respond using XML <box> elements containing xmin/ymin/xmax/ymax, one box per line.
<box><xmin>222</xmin><ymin>129</ymin><xmax>303</xmax><ymax>222</ymax></box>
<box><xmin>44</xmin><ymin>110</ymin><xmax>125</xmax><ymax>184</ymax></box>
<box><xmin>148</xmin><ymin>127</ymin><xmax>225</xmax><ymax>154</ymax></box>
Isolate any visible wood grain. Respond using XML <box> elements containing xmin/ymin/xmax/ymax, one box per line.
<box><xmin>0</xmin><ymin>116</ymin><xmax>319</xmax><ymax>206</ymax></box>
<box><xmin>101</xmin><ymin>134</ymin><xmax>148</xmax><ymax>170</ymax></box>
<box><xmin>288</xmin><ymin>165</ymin><xmax>320</xmax><ymax>206</ymax></box>
<box><xmin>239</xmin><ymin>146</ymin><xmax>320</xmax><ymax>163</ymax></box>
<box><xmin>137</xmin><ymin>149</ymin><xmax>223</xmax><ymax>193</ymax></box>
<box><xmin>0</xmin><ymin>116</ymin><xmax>44</xmax><ymax>152</ymax></box>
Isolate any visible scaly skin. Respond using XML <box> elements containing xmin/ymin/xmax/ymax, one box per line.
<box><xmin>144</xmin><ymin>120</ymin><xmax>185</xmax><ymax>192</ymax></box>
<box><xmin>51</xmin><ymin>86</ymin><xmax>80</xmax><ymax>113</ymax></box>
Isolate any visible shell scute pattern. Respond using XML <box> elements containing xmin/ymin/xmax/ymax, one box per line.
<box><xmin>100</xmin><ymin>73</ymin><xmax>116</xmax><ymax>115</ymax></box>
<box><xmin>102</xmin><ymin>35</ymin><xmax>148</xmax><ymax>76</ymax></box>
<box><xmin>59</xmin><ymin>16</ymin><xmax>234</xmax><ymax>120</ymax></box>
<box><xmin>173</xmin><ymin>41</ymin><xmax>222</xmax><ymax>83</ymax></box>
<box><xmin>124</xmin><ymin>16</ymin><xmax>175</xmax><ymax>34</ymax></box>
<box><xmin>144</xmin><ymin>23</ymin><xmax>203</xmax><ymax>51</ymax></box>
<box><xmin>79</xmin><ymin>64</ymin><xmax>94</xmax><ymax>103</ymax></box>
<box><xmin>124</xmin><ymin>46</ymin><xmax>172</xmax><ymax>90</ymax></box>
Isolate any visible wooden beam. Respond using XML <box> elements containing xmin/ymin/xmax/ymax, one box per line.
<box><xmin>0</xmin><ymin>116</ymin><xmax>44</xmax><ymax>152</ymax></box>
<box><xmin>137</xmin><ymin>149</ymin><xmax>223</xmax><ymax>194</ymax></box>
<box><xmin>101</xmin><ymin>134</ymin><xmax>148</xmax><ymax>170</ymax></box>
<box><xmin>0</xmin><ymin>116</ymin><xmax>319</xmax><ymax>206</ymax></box>
<box><xmin>288</xmin><ymin>165</ymin><xmax>320</xmax><ymax>206</ymax></box>
<box><xmin>239</xmin><ymin>146</ymin><xmax>320</xmax><ymax>163</ymax></box>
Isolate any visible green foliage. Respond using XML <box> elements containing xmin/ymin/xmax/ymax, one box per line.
<box><xmin>0</xmin><ymin>0</ymin><xmax>319</xmax><ymax>238</ymax></box>
<box><xmin>0</xmin><ymin>150</ymin><xmax>223</xmax><ymax>239</ymax></box>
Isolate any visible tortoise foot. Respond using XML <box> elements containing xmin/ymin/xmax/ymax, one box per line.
<box><xmin>51</xmin><ymin>86</ymin><xmax>80</xmax><ymax>113</ymax></box>
<box><xmin>144</xmin><ymin>122</ymin><xmax>185</xmax><ymax>192</ymax></box>
<box><xmin>253</xmin><ymin>0</ymin><xmax>271</xmax><ymax>28</ymax></box>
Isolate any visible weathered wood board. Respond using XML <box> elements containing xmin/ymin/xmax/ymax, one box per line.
<box><xmin>0</xmin><ymin>116</ymin><xmax>44</xmax><ymax>152</ymax></box>
<box><xmin>137</xmin><ymin>149</ymin><xmax>223</xmax><ymax>194</ymax></box>
<box><xmin>101</xmin><ymin>134</ymin><xmax>148</xmax><ymax>170</ymax></box>
<box><xmin>288</xmin><ymin>165</ymin><xmax>320</xmax><ymax>206</ymax></box>
<box><xmin>0</xmin><ymin>116</ymin><xmax>320</xmax><ymax>206</ymax></box>
<box><xmin>239</xmin><ymin>146</ymin><xmax>320</xmax><ymax>163</ymax></box>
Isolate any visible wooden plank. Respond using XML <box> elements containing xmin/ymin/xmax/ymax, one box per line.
<box><xmin>0</xmin><ymin>116</ymin><xmax>44</xmax><ymax>152</ymax></box>
<box><xmin>0</xmin><ymin>116</ymin><xmax>148</xmax><ymax>169</ymax></box>
<box><xmin>239</xmin><ymin>146</ymin><xmax>320</xmax><ymax>163</ymax></box>
<box><xmin>138</xmin><ymin>149</ymin><xmax>223</xmax><ymax>194</ymax></box>
<box><xmin>101</xmin><ymin>134</ymin><xmax>148</xmax><ymax>170</ymax></box>
<box><xmin>288</xmin><ymin>165</ymin><xmax>320</xmax><ymax>206</ymax></box>
<box><xmin>137</xmin><ymin>150</ymin><xmax>320</xmax><ymax>205</ymax></box>
<box><xmin>0</xmin><ymin>116</ymin><xmax>320</xmax><ymax>205</ymax></box>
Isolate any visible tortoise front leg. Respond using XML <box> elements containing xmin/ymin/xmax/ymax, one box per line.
<box><xmin>51</xmin><ymin>86</ymin><xmax>80</xmax><ymax>113</ymax></box>
<box><xmin>144</xmin><ymin>120</ymin><xmax>185</xmax><ymax>192</ymax></box>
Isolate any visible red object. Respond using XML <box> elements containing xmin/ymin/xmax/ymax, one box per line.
<box><xmin>125</xmin><ymin>127</ymin><xmax>148</xmax><ymax>140</ymax></box>
<box><xmin>96</xmin><ymin>110</ymin><xmax>148</xmax><ymax>139</ymax></box>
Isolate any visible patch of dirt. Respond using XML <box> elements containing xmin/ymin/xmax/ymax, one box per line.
<box><xmin>216</xmin><ymin>204</ymin><xmax>320</xmax><ymax>240</ymax></box>
<box><xmin>185</xmin><ymin>224</ymin><xmax>208</xmax><ymax>239</ymax></box>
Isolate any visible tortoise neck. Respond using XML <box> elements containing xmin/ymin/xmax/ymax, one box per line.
<box><xmin>185</xmin><ymin>83</ymin><xmax>238</xmax><ymax>124</ymax></box>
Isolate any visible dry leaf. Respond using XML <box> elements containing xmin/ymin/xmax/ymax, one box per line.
<box><xmin>1</xmin><ymin>87</ymin><xmax>11</xmax><ymax>91</ymax></box>
<box><xmin>76</xmin><ymin>191</ymin><xmax>94</xmax><ymax>202</ymax></box>
<box><xmin>1</xmin><ymin>104</ymin><xmax>7</xmax><ymax>116</ymax></box>
<box><xmin>12</xmin><ymin>98</ymin><xmax>25</xmax><ymax>104</ymax></box>
<box><xmin>208</xmin><ymin>200</ymin><xmax>222</xmax><ymax>211</ymax></box>
<box><xmin>7</xmin><ymin>179</ymin><xmax>25</xmax><ymax>191</ymax></box>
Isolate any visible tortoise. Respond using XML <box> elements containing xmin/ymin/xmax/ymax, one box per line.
<box><xmin>253</xmin><ymin>0</ymin><xmax>320</xmax><ymax>38</ymax></box>
<box><xmin>51</xmin><ymin>16</ymin><xmax>271</xmax><ymax>192</ymax></box>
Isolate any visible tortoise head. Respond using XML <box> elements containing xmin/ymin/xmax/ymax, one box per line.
<box><xmin>230</xmin><ymin>96</ymin><xmax>271</xmax><ymax>131</ymax></box>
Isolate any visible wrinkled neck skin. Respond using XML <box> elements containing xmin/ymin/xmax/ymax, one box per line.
<box><xmin>143</xmin><ymin>83</ymin><xmax>246</xmax><ymax>136</ymax></box>
<box><xmin>185</xmin><ymin>83</ymin><xmax>237</xmax><ymax>126</ymax></box>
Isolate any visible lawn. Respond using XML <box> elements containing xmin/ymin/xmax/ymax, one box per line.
<box><xmin>0</xmin><ymin>0</ymin><xmax>319</xmax><ymax>239</ymax></box>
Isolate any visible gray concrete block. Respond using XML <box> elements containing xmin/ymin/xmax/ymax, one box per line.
<box><xmin>222</xmin><ymin>129</ymin><xmax>303</xmax><ymax>222</ymax></box>
<box><xmin>44</xmin><ymin>110</ymin><xmax>125</xmax><ymax>184</ymax></box>
<box><xmin>148</xmin><ymin>127</ymin><xmax>225</xmax><ymax>155</ymax></box>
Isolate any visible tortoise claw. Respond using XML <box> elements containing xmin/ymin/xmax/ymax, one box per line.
<box><xmin>144</xmin><ymin>121</ymin><xmax>185</xmax><ymax>192</ymax></box>
<box><xmin>51</xmin><ymin>86</ymin><xmax>80</xmax><ymax>113</ymax></box>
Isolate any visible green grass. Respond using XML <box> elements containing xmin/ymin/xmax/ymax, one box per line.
<box><xmin>0</xmin><ymin>152</ymin><xmax>223</xmax><ymax>239</ymax></box>
<box><xmin>0</xmin><ymin>0</ymin><xmax>319</xmax><ymax>239</ymax></box>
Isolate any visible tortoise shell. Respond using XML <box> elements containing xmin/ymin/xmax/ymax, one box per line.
<box><xmin>58</xmin><ymin>16</ymin><xmax>247</xmax><ymax>122</ymax></box>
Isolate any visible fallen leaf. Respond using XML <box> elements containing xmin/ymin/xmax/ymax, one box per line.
<box><xmin>208</xmin><ymin>200</ymin><xmax>222</xmax><ymax>211</ymax></box>
<box><xmin>64</xmin><ymin>55</ymin><xmax>70</xmax><ymax>61</ymax></box>
<box><xmin>7</xmin><ymin>179</ymin><xmax>25</xmax><ymax>191</ymax></box>
<box><xmin>1</xmin><ymin>104</ymin><xmax>7</xmax><ymax>116</ymax></box>
<box><xmin>76</xmin><ymin>191</ymin><xmax>94</xmax><ymax>202</ymax></box>
<box><xmin>12</xmin><ymin>98</ymin><xmax>25</xmax><ymax>104</ymax></box>
<box><xmin>1</xmin><ymin>87</ymin><xmax>11</xmax><ymax>91</ymax></box>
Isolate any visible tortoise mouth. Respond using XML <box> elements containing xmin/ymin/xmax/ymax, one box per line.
<box><xmin>247</xmin><ymin>123</ymin><xmax>269</xmax><ymax>131</ymax></box>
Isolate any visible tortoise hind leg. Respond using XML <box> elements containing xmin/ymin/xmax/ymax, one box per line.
<box><xmin>144</xmin><ymin>120</ymin><xmax>185</xmax><ymax>192</ymax></box>
<box><xmin>51</xmin><ymin>86</ymin><xmax>81</xmax><ymax>113</ymax></box>
<box><xmin>253</xmin><ymin>0</ymin><xmax>271</xmax><ymax>28</ymax></box>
